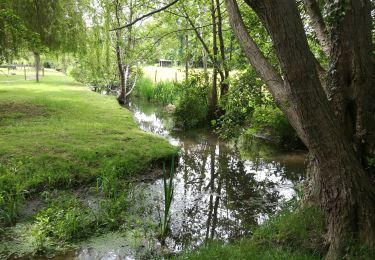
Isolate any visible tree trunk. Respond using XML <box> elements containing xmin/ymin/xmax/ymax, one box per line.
<box><xmin>116</xmin><ymin>29</ymin><xmax>126</xmax><ymax>104</ymax></box>
<box><xmin>209</xmin><ymin>0</ymin><xmax>219</xmax><ymax>119</ymax></box>
<box><xmin>115</xmin><ymin>0</ymin><xmax>126</xmax><ymax>104</ymax></box>
<box><xmin>225</xmin><ymin>0</ymin><xmax>375</xmax><ymax>258</ymax></box>
<box><xmin>34</xmin><ymin>52</ymin><xmax>40</xmax><ymax>83</ymax></box>
<box><xmin>215</xmin><ymin>0</ymin><xmax>229</xmax><ymax>97</ymax></box>
<box><xmin>185</xmin><ymin>19</ymin><xmax>189</xmax><ymax>81</ymax></box>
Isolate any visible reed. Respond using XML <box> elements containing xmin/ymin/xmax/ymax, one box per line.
<box><xmin>159</xmin><ymin>157</ymin><xmax>175</xmax><ymax>245</ymax></box>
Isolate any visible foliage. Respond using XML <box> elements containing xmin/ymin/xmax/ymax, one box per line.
<box><xmin>173</xmin><ymin>73</ymin><xmax>209</xmax><ymax>129</ymax></box>
<box><xmin>247</xmin><ymin>106</ymin><xmax>297</xmax><ymax>146</ymax></box>
<box><xmin>218</xmin><ymin>68</ymin><xmax>267</xmax><ymax>138</ymax></box>
<box><xmin>0</xmin><ymin>8</ymin><xmax>28</xmax><ymax>62</ymax></box>
<box><xmin>218</xmin><ymin>69</ymin><xmax>298</xmax><ymax>147</ymax></box>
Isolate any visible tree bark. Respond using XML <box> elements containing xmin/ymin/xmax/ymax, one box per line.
<box><xmin>302</xmin><ymin>0</ymin><xmax>331</xmax><ymax>56</ymax></box>
<box><xmin>216</xmin><ymin>0</ymin><xmax>229</xmax><ymax>97</ymax></box>
<box><xmin>115</xmin><ymin>0</ymin><xmax>126</xmax><ymax>104</ymax></box>
<box><xmin>185</xmin><ymin>19</ymin><xmax>189</xmax><ymax>81</ymax></box>
<box><xmin>225</xmin><ymin>0</ymin><xmax>375</xmax><ymax>258</ymax></box>
<box><xmin>209</xmin><ymin>0</ymin><xmax>219</xmax><ymax>119</ymax></box>
<box><xmin>34</xmin><ymin>52</ymin><xmax>40</xmax><ymax>83</ymax></box>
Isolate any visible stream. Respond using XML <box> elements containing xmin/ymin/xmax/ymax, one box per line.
<box><xmin>127</xmin><ymin>99</ymin><xmax>306</xmax><ymax>253</ymax></box>
<box><xmin>4</xmin><ymin>99</ymin><xmax>306</xmax><ymax>260</ymax></box>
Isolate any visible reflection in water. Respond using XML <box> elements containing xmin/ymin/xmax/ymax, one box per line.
<box><xmin>128</xmin><ymin>99</ymin><xmax>306</xmax><ymax>252</ymax></box>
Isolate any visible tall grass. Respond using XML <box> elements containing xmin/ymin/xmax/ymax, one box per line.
<box><xmin>135</xmin><ymin>77</ymin><xmax>154</xmax><ymax>101</ymax></box>
<box><xmin>134</xmin><ymin>77</ymin><xmax>177</xmax><ymax>105</ymax></box>
<box><xmin>154</xmin><ymin>81</ymin><xmax>176</xmax><ymax>105</ymax></box>
<box><xmin>159</xmin><ymin>157</ymin><xmax>175</xmax><ymax>245</ymax></box>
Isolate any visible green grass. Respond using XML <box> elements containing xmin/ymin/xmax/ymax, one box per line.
<box><xmin>177</xmin><ymin>204</ymin><xmax>324</xmax><ymax>260</ymax></box>
<box><xmin>0</xmin><ymin>70</ymin><xmax>177</xmax><ymax>226</ymax></box>
<box><xmin>177</xmin><ymin>241</ymin><xmax>318</xmax><ymax>260</ymax></box>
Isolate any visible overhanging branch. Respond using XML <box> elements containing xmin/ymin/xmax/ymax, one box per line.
<box><xmin>110</xmin><ymin>0</ymin><xmax>180</xmax><ymax>31</ymax></box>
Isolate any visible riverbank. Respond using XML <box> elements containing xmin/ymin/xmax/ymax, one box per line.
<box><xmin>0</xmin><ymin>71</ymin><xmax>177</xmax><ymax>257</ymax></box>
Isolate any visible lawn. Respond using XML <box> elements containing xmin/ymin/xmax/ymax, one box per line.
<box><xmin>0</xmin><ymin>69</ymin><xmax>177</xmax><ymax>226</ymax></box>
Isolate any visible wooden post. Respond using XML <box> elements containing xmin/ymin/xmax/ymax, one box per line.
<box><xmin>24</xmin><ymin>65</ymin><xmax>26</xmax><ymax>80</ymax></box>
<box><xmin>154</xmin><ymin>70</ymin><xmax>157</xmax><ymax>83</ymax></box>
<box><xmin>42</xmin><ymin>67</ymin><xmax>45</xmax><ymax>77</ymax></box>
<box><xmin>175</xmin><ymin>71</ymin><xmax>177</xmax><ymax>82</ymax></box>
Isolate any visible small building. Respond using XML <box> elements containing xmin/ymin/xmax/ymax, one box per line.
<box><xmin>159</xmin><ymin>59</ymin><xmax>173</xmax><ymax>67</ymax></box>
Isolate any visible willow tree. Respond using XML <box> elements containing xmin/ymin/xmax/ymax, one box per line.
<box><xmin>0</xmin><ymin>7</ymin><xmax>28</xmax><ymax>63</ymax></box>
<box><xmin>225</xmin><ymin>0</ymin><xmax>375</xmax><ymax>258</ymax></box>
<box><xmin>8</xmin><ymin>0</ymin><xmax>85</xmax><ymax>82</ymax></box>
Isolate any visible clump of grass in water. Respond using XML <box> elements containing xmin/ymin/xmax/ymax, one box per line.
<box><xmin>159</xmin><ymin>157</ymin><xmax>175</xmax><ymax>245</ymax></box>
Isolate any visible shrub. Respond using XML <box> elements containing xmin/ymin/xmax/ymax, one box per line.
<box><xmin>173</xmin><ymin>74</ymin><xmax>209</xmax><ymax>129</ymax></box>
<box><xmin>218</xmin><ymin>68</ymin><xmax>300</xmax><ymax>147</ymax></box>
<box><xmin>248</xmin><ymin>105</ymin><xmax>298</xmax><ymax>146</ymax></box>
<box><xmin>218</xmin><ymin>69</ymin><xmax>273</xmax><ymax>138</ymax></box>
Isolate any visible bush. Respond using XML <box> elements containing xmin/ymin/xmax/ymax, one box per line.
<box><xmin>247</xmin><ymin>105</ymin><xmax>298</xmax><ymax>146</ymax></box>
<box><xmin>42</xmin><ymin>61</ymin><xmax>54</xmax><ymax>68</ymax></box>
<box><xmin>173</xmin><ymin>74</ymin><xmax>209</xmax><ymax>129</ymax></box>
<box><xmin>218</xmin><ymin>68</ymin><xmax>300</xmax><ymax>147</ymax></box>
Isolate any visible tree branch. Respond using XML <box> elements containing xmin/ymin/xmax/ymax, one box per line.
<box><xmin>183</xmin><ymin>8</ymin><xmax>224</xmax><ymax>78</ymax></box>
<box><xmin>224</xmin><ymin>0</ymin><xmax>284</xmax><ymax>98</ymax></box>
<box><xmin>110</xmin><ymin>0</ymin><xmax>180</xmax><ymax>31</ymax></box>
<box><xmin>302</xmin><ymin>0</ymin><xmax>331</xmax><ymax>56</ymax></box>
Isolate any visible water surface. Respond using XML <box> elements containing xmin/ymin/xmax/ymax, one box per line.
<box><xmin>128</xmin><ymin>99</ymin><xmax>306</xmax><ymax>252</ymax></box>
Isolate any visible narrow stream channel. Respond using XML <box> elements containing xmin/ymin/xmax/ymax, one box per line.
<box><xmin>5</xmin><ymin>98</ymin><xmax>306</xmax><ymax>260</ymax></box>
<box><xmin>127</xmin><ymin>99</ymin><xmax>306</xmax><ymax>252</ymax></box>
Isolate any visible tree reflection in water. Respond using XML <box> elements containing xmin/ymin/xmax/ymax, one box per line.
<box><xmin>128</xmin><ymin>99</ymin><xmax>306</xmax><ymax>252</ymax></box>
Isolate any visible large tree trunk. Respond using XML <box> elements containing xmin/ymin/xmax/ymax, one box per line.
<box><xmin>33</xmin><ymin>52</ymin><xmax>40</xmax><ymax>83</ymax></box>
<box><xmin>225</xmin><ymin>0</ymin><xmax>375</xmax><ymax>258</ymax></box>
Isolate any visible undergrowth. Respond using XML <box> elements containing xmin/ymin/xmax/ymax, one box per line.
<box><xmin>177</xmin><ymin>200</ymin><xmax>375</xmax><ymax>259</ymax></box>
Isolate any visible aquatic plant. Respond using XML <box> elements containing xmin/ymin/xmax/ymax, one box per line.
<box><xmin>154</xmin><ymin>81</ymin><xmax>177</xmax><ymax>105</ymax></box>
<box><xmin>159</xmin><ymin>157</ymin><xmax>175</xmax><ymax>244</ymax></box>
<box><xmin>134</xmin><ymin>77</ymin><xmax>154</xmax><ymax>101</ymax></box>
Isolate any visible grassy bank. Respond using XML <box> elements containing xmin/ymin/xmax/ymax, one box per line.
<box><xmin>0</xmin><ymin>70</ymin><xmax>177</xmax><ymax>227</ymax></box>
<box><xmin>177</xmin><ymin>202</ymin><xmax>375</xmax><ymax>260</ymax></box>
